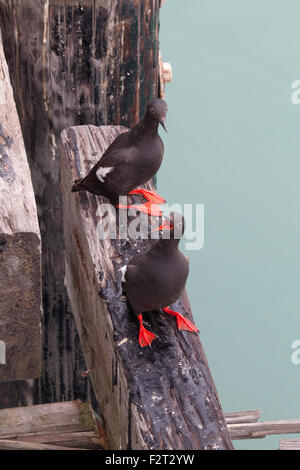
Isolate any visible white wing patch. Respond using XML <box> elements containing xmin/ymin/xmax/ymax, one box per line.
<box><xmin>119</xmin><ymin>265</ymin><xmax>127</xmax><ymax>283</ymax></box>
<box><xmin>96</xmin><ymin>166</ymin><xmax>114</xmax><ymax>182</ymax></box>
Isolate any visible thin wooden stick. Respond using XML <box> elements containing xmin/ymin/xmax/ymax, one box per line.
<box><xmin>228</xmin><ymin>419</ymin><xmax>300</xmax><ymax>439</ymax></box>
<box><xmin>279</xmin><ymin>439</ymin><xmax>300</xmax><ymax>450</ymax></box>
<box><xmin>224</xmin><ymin>410</ymin><xmax>261</xmax><ymax>424</ymax></box>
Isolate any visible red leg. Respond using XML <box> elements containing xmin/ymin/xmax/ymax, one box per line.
<box><xmin>163</xmin><ymin>307</ymin><xmax>199</xmax><ymax>333</ymax></box>
<box><xmin>117</xmin><ymin>201</ymin><xmax>162</xmax><ymax>216</ymax></box>
<box><xmin>129</xmin><ymin>188</ymin><xmax>166</xmax><ymax>204</ymax></box>
<box><xmin>138</xmin><ymin>314</ymin><xmax>156</xmax><ymax>347</ymax></box>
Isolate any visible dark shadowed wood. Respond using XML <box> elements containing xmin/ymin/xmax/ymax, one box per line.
<box><xmin>0</xmin><ymin>0</ymin><xmax>160</xmax><ymax>406</ymax></box>
<box><xmin>60</xmin><ymin>124</ymin><xmax>233</xmax><ymax>450</ymax></box>
<box><xmin>0</xmin><ymin>400</ymin><xmax>108</xmax><ymax>450</ymax></box>
<box><xmin>0</xmin><ymin>380</ymin><xmax>34</xmax><ymax>410</ymax></box>
<box><xmin>0</xmin><ymin>30</ymin><xmax>42</xmax><ymax>383</ymax></box>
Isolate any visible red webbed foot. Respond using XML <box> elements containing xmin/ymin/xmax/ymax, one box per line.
<box><xmin>128</xmin><ymin>188</ymin><xmax>166</xmax><ymax>204</ymax></box>
<box><xmin>117</xmin><ymin>189</ymin><xmax>165</xmax><ymax>216</ymax></box>
<box><xmin>163</xmin><ymin>307</ymin><xmax>199</xmax><ymax>333</ymax></box>
<box><xmin>138</xmin><ymin>314</ymin><xmax>156</xmax><ymax>347</ymax></box>
<box><xmin>117</xmin><ymin>201</ymin><xmax>162</xmax><ymax>217</ymax></box>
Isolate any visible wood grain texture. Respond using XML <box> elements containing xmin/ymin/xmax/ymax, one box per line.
<box><xmin>224</xmin><ymin>410</ymin><xmax>261</xmax><ymax>424</ymax></box>
<box><xmin>0</xmin><ymin>439</ymin><xmax>83</xmax><ymax>450</ymax></box>
<box><xmin>228</xmin><ymin>419</ymin><xmax>300</xmax><ymax>440</ymax></box>
<box><xmin>0</xmin><ymin>399</ymin><xmax>108</xmax><ymax>449</ymax></box>
<box><xmin>0</xmin><ymin>29</ymin><xmax>42</xmax><ymax>383</ymax></box>
<box><xmin>0</xmin><ymin>0</ymin><xmax>160</xmax><ymax>405</ymax></box>
<box><xmin>279</xmin><ymin>439</ymin><xmax>300</xmax><ymax>450</ymax></box>
<box><xmin>60</xmin><ymin>124</ymin><xmax>233</xmax><ymax>450</ymax></box>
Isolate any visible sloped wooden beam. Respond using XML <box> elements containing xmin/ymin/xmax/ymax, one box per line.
<box><xmin>60</xmin><ymin>124</ymin><xmax>233</xmax><ymax>451</ymax></box>
<box><xmin>0</xmin><ymin>29</ymin><xmax>42</xmax><ymax>383</ymax></box>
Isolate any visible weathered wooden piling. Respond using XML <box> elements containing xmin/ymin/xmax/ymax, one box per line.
<box><xmin>0</xmin><ymin>29</ymin><xmax>42</xmax><ymax>383</ymax></box>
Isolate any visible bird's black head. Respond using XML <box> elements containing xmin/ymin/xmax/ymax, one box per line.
<box><xmin>169</xmin><ymin>212</ymin><xmax>185</xmax><ymax>238</ymax></box>
<box><xmin>154</xmin><ymin>212</ymin><xmax>185</xmax><ymax>240</ymax></box>
<box><xmin>146</xmin><ymin>98</ymin><xmax>168</xmax><ymax>132</ymax></box>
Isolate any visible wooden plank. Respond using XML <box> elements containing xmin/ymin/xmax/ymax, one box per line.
<box><xmin>0</xmin><ymin>0</ymin><xmax>160</xmax><ymax>406</ymax></box>
<box><xmin>228</xmin><ymin>419</ymin><xmax>300</xmax><ymax>440</ymax></box>
<box><xmin>0</xmin><ymin>400</ymin><xmax>108</xmax><ymax>449</ymax></box>
<box><xmin>279</xmin><ymin>439</ymin><xmax>300</xmax><ymax>450</ymax></box>
<box><xmin>0</xmin><ymin>400</ymin><xmax>98</xmax><ymax>436</ymax></box>
<box><xmin>60</xmin><ymin>124</ymin><xmax>233</xmax><ymax>451</ymax></box>
<box><xmin>224</xmin><ymin>410</ymin><xmax>261</xmax><ymax>424</ymax></box>
<box><xmin>9</xmin><ymin>431</ymin><xmax>103</xmax><ymax>450</ymax></box>
<box><xmin>0</xmin><ymin>439</ymin><xmax>83</xmax><ymax>450</ymax></box>
<box><xmin>0</xmin><ymin>28</ymin><xmax>42</xmax><ymax>383</ymax></box>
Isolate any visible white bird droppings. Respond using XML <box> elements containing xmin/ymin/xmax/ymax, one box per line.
<box><xmin>96</xmin><ymin>166</ymin><xmax>114</xmax><ymax>182</ymax></box>
<box><xmin>119</xmin><ymin>265</ymin><xmax>127</xmax><ymax>283</ymax></box>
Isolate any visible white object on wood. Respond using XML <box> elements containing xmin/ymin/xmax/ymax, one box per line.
<box><xmin>159</xmin><ymin>51</ymin><xmax>172</xmax><ymax>98</ymax></box>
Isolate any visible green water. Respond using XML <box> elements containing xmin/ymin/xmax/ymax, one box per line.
<box><xmin>159</xmin><ymin>0</ymin><xmax>300</xmax><ymax>450</ymax></box>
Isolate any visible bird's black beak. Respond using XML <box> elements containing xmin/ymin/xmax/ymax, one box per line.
<box><xmin>159</xmin><ymin>118</ymin><xmax>168</xmax><ymax>133</ymax></box>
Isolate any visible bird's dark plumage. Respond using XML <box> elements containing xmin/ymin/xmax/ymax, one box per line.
<box><xmin>122</xmin><ymin>213</ymin><xmax>198</xmax><ymax>347</ymax></box>
<box><xmin>72</xmin><ymin>99</ymin><xmax>168</xmax><ymax>206</ymax></box>
<box><xmin>125</xmin><ymin>213</ymin><xmax>188</xmax><ymax>313</ymax></box>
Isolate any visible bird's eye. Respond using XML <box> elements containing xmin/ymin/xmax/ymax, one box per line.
<box><xmin>150</xmin><ymin>108</ymin><xmax>155</xmax><ymax>113</ymax></box>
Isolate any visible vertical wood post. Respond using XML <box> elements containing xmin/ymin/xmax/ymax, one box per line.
<box><xmin>0</xmin><ymin>29</ymin><xmax>42</xmax><ymax>383</ymax></box>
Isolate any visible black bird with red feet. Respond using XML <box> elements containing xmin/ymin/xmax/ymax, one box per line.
<box><xmin>72</xmin><ymin>99</ymin><xmax>168</xmax><ymax>216</ymax></box>
<box><xmin>120</xmin><ymin>212</ymin><xmax>199</xmax><ymax>347</ymax></box>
